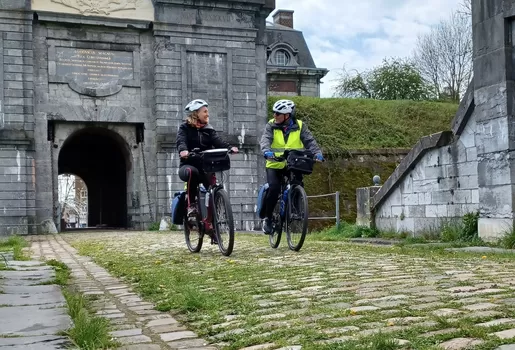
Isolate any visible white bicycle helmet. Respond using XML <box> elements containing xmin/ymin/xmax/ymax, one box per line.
<box><xmin>184</xmin><ymin>99</ymin><xmax>208</xmax><ymax>112</ymax></box>
<box><xmin>272</xmin><ymin>99</ymin><xmax>295</xmax><ymax>115</ymax></box>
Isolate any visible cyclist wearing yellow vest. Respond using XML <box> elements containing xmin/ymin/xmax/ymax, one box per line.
<box><xmin>259</xmin><ymin>99</ymin><xmax>324</xmax><ymax>234</ymax></box>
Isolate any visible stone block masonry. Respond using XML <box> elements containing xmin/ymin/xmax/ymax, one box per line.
<box><xmin>0</xmin><ymin>1</ymin><xmax>275</xmax><ymax>235</ymax></box>
<box><xmin>372</xmin><ymin>113</ymin><xmax>479</xmax><ymax>234</ymax></box>
<box><xmin>356</xmin><ymin>0</ymin><xmax>515</xmax><ymax>240</ymax></box>
<box><xmin>0</xmin><ymin>6</ymin><xmax>36</xmax><ymax>234</ymax></box>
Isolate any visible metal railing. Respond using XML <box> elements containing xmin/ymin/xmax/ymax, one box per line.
<box><xmin>307</xmin><ymin>191</ymin><xmax>340</xmax><ymax>227</ymax></box>
<box><xmin>237</xmin><ymin>191</ymin><xmax>340</xmax><ymax>231</ymax></box>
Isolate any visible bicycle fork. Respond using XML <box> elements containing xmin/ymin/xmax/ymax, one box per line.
<box><xmin>279</xmin><ymin>184</ymin><xmax>290</xmax><ymax>219</ymax></box>
<box><xmin>202</xmin><ymin>190</ymin><xmax>214</xmax><ymax>227</ymax></box>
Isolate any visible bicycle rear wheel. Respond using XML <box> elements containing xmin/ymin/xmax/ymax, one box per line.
<box><xmin>213</xmin><ymin>188</ymin><xmax>235</xmax><ymax>256</ymax></box>
<box><xmin>286</xmin><ymin>185</ymin><xmax>308</xmax><ymax>251</ymax></box>
<box><xmin>184</xmin><ymin>202</ymin><xmax>203</xmax><ymax>253</ymax></box>
<box><xmin>269</xmin><ymin>199</ymin><xmax>282</xmax><ymax>249</ymax></box>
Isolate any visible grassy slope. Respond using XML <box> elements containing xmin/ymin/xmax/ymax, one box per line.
<box><xmin>267</xmin><ymin>97</ymin><xmax>459</xmax><ymax>153</ymax></box>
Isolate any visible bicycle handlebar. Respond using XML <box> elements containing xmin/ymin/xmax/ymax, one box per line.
<box><xmin>183</xmin><ymin>147</ymin><xmax>236</xmax><ymax>159</ymax></box>
<box><xmin>269</xmin><ymin>150</ymin><xmax>325</xmax><ymax>162</ymax></box>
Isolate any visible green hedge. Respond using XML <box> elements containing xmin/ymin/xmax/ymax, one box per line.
<box><xmin>267</xmin><ymin>96</ymin><xmax>458</xmax><ymax>154</ymax></box>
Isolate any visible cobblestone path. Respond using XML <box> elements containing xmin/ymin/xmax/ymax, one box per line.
<box><xmin>27</xmin><ymin>232</ymin><xmax>515</xmax><ymax>350</ymax></box>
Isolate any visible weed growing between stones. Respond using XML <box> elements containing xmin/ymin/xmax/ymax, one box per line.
<box><xmin>500</xmin><ymin>227</ymin><xmax>515</xmax><ymax>250</ymax></box>
<box><xmin>46</xmin><ymin>259</ymin><xmax>118</xmax><ymax>349</ymax></box>
<box><xmin>0</xmin><ymin>236</ymin><xmax>29</xmax><ymax>260</ymax></box>
<box><xmin>309</xmin><ymin>223</ymin><xmax>379</xmax><ymax>241</ymax></box>
<box><xmin>308</xmin><ymin>210</ymin><xmax>505</xmax><ymax>251</ymax></box>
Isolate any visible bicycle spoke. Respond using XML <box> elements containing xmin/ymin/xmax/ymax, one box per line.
<box><xmin>269</xmin><ymin>199</ymin><xmax>282</xmax><ymax>249</ymax></box>
<box><xmin>184</xmin><ymin>210</ymin><xmax>203</xmax><ymax>253</ymax></box>
<box><xmin>286</xmin><ymin>186</ymin><xmax>308</xmax><ymax>251</ymax></box>
<box><xmin>213</xmin><ymin>189</ymin><xmax>234</xmax><ymax>256</ymax></box>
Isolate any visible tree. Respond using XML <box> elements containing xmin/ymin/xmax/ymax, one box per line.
<box><xmin>58</xmin><ymin>174</ymin><xmax>88</xmax><ymax>227</ymax></box>
<box><xmin>457</xmin><ymin>0</ymin><xmax>471</xmax><ymax>17</ymax></box>
<box><xmin>334</xmin><ymin>67</ymin><xmax>372</xmax><ymax>99</ymax></box>
<box><xmin>335</xmin><ymin>58</ymin><xmax>433</xmax><ymax>100</ymax></box>
<box><xmin>412</xmin><ymin>11</ymin><xmax>472</xmax><ymax>102</ymax></box>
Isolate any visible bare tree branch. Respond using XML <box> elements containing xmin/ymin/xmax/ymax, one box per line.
<box><xmin>457</xmin><ymin>0</ymin><xmax>471</xmax><ymax>17</ymax></box>
<box><xmin>412</xmin><ymin>10</ymin><xmax>472</xmax><ymax>102</ymax></box>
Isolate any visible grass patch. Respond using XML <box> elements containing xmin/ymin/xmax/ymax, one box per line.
<box><xmin>305</xmin><ymin>332</ymin><xmax>402</xmax><ymax>350</ymax></box>
<box><xmin>62</xmin><ymin>290</ymin><xmax>116</xmax><ymax>350</ymax></box>
<box><xmin>499</xmin><ymin>227</ymin><xmax>515</xmax><ymax>249</ymax></box>
<box><xmin>310</xmin><ymin>212</ymin><xmax>490</xmax><ymax>249</ymax></box>
<box><xmin>309</xmin><ymin>223</ymin><xmax>379</xmax><ymax>241</ymax></box>
<box><xmin>0</xmin><ymin>235</ymin><xmax>29</xmax><ymax>260</ymax></box>
<box><xmin>148</xmin><ymin>221</ymin><xmax>160</xmax><ymax>231</ymax></box>
<box><xmin>45</xmin><ymin>259</ymin><xmax>117</xmax><ymax>350</ymax></box>
<box><xmin>43</xmin><ymin>259</ymin><xmax>71</xmax><ymax>286</ymax></box>
<box><xmin>439</xmin><ymin>212</ymin><xmax>482</xmax><ymax>244</ymax></box>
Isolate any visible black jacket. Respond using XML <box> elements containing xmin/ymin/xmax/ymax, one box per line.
<box><xmin>176</xmin><ymin>122</ymin><xmax>230</xmax><ymax>167</ymax></box>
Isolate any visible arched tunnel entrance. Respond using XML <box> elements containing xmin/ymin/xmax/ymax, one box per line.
<box><xmin>58</xmin><ymin>127</ymin><xmax>130</xmax><ymax>229</ymax></box>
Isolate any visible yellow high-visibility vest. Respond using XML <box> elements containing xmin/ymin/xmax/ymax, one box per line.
<box><xmin>266</xmin><ymin>119</ymin><xmax>304</xmax><ymax>169</ymax></box>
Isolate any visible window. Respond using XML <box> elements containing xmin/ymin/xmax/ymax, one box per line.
<box><xmin>269</xmin><ymin>81</ymin><xmax>297</xmax><ymax>93</ymax></box>
<box><xmin>275</xmin><ymin>50</ymin><xmax>289</xmax><ymax>66</ymax></box>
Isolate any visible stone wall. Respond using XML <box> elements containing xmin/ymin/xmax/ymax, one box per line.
<box><xmin>0</xmin><ymin>3</ymin><xmax>36</xmax><ymax>234</ymax></box>
<box><xmin>373</xmin><ymin>111</ymin><xmax>479</xmax><ymax>234</ymax></box>
<box><xmin>152</xmin><ymin>1</ymin><xmax>271</xmax><ymax>228</ymax></box>
<box><xmin>356</xmin><ymin>0</ymin><xmax>515</xmax><ymax>241</ymax></box>
<box><xmin>157</xmin><ymin>149</ymin><xmax>261</xmax><ymax>230</ymax></box>
<box><xmin>356</xmin><ymin>81</ymin><xmax>478</xmax><ymax>235</ymax></box>
<box><xmin>0</xmin><ymin>0</ymin><xmax>275</xmax><ymax>235</ymax></box>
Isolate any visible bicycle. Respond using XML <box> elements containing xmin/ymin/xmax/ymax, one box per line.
<box><xmin>263</xmin><ymin>149</ymin><xmax>319</xmax><ymax>251</ymax></box>
<box><xmin>182</xmin><ymin>147</ymin><xmax>236</xmax><ymax>256</ymax></box>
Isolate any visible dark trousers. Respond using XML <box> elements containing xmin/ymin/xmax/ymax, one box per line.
<box><xmin>178</xmin><ymin>165</ymin><xmax>210</xmax><ymax>206</ymax></box>
<box><xmin>262</xmin><ymin>168</ymin><xmax>282</xmax><ymax>219</ymax></box>
<box><xmin>264</xmin><ymin>168</ymin><xmax>304</xmax><ymax>219</ymax></box>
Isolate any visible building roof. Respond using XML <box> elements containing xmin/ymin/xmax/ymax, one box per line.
<box><xmin>265</xmin><ymin>21</ymin><xmax>318</xmax><ymax>69</ymax></box>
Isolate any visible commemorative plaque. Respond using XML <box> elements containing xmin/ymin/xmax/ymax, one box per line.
<box><xmin>55</xmin><ymin>48</ymin><xmax>134</xmax><ymax>90</ymax></box>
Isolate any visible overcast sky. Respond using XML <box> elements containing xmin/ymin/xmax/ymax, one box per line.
<box><xmin>266</xmin><ymin>0</ymin><xmax>462</xmax><ymax>98</ymax></box>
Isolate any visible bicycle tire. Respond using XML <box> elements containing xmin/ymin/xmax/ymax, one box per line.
<box><xmin>184</xmin><ymin>203</ymin><xmax>203</xmax><ymax>253</ymax></box>
<box><xmin>269</xmin><ymin>199</ymin><xmax>282</xmax><ymax>249</ymax></box>
<box><xmin>286</xmin><ymin>185</ymin><xmax>308</xmax><ymax>251</ymax></box>
<box><xmin>213</xmin><ymin>188</ymin><xmax>235</xmax><ymax>256</ymax></box>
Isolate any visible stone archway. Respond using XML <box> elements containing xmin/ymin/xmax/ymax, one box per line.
<box><xmin>58</xmin><ymin>127</ymin><xmax>131</xmax><ymax>228</ymax></box>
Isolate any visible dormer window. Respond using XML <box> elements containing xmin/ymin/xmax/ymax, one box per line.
<box><xmin>275</xmin><ymin>50</ymin><xmax>290</xmax><ymax>66</ymax></box>
<box><xmin>267</xmin><ymin>42</ymin><xmax>299</xmax><ymax>67</ymax></box>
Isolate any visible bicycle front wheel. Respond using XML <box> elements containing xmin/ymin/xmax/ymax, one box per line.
<box><xmin>184</xmin><ymin>208</ymin><xmax>203</xmax><ymax>253</ymax></box>
<box><xmin>269</xmin><ymin>199</ymin><xmax>282</xmax><ymax>249</ymax></box>
<box><xmin>213</xmin><ymin>188</ymin><xmax>235</xmax><ymax>256</ymax></box>
<box><xmin>286</xmin><ymin>185</ymin><xmax>308</xmax><ymax>251</ymax></box>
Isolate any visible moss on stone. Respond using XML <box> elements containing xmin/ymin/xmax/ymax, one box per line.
<box><xmin>304</xmin><ymin>158</ymin><xmax>399</xmax><ymax>231</ymax></box>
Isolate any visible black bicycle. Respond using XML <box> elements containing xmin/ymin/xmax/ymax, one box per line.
<box><xmin>267</xmin><ymin>149</ymin><xmax>319</xmax><ymax>251</ymax></box>
<box><xmin>183</xmin><ymin>147</ymin><xmax>235</xmax><ymax>256</ymax></box>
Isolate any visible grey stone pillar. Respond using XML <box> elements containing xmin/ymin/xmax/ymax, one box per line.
<box><xmin>356</xmin><ymin>186</ymin><xmax>381</xmax><ymax>228</ymax></box>
<box><xmin>473</xmin><ymin>0</ymin><xmax>515</xmax><ymax>240</ymax></box>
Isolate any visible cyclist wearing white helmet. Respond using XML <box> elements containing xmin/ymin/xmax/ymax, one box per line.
<box><xmin>176</xmin><ymin>99</ymin><xmax>238</xmax><ymax>220</ymax></box>
<box><xmin>259</xmin><ymin>99</ymin><xmax>324</xmax><ymax>234</ymax></box>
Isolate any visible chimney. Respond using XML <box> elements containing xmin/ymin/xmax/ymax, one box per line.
<box><xmin>272</xmin><ymin>9</ymin><xmax>294</xmax><ymax>28</ymax></box>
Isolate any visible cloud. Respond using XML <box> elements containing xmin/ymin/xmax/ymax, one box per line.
<box><xmin>268</xmin><ymin>0</ymin><xmax>462</xmax><ymax>97</ymax></box>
